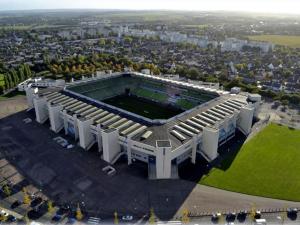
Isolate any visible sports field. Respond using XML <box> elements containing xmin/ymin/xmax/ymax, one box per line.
<box><xmin>248</xmin><ymin>35</ymin><xmax>300</xmax><ymax>48</ymax></box>
<box><xmin>200</xmin><ymin>123</ymin><xmax>300</xmax><ymax>201</ymax></box>
<box><xmin>103</xmin><ymin>95</ymin><xmax>183</xmax><ymax>120</ymax></box>
<box><xmin>176</xmin><ymin>98</ymin><xmax>196</xmax><ymax>110</ymax></box>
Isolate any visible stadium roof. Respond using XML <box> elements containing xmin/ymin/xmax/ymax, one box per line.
<box><xmin>40</xmin><ymin>73</ymin><xmax>249</xmax><ymax>150</ymax></box>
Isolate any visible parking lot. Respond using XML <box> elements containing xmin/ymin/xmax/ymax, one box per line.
<box><xmin>0</xmin><ymin>108</ymin><xmax>200</xmax><ymax>221</ymax></box>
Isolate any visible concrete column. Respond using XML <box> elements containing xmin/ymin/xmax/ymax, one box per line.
<box><xmin>101</xmin><ymin>128</ymin><xmax>121</xmax><ymax>163</ymax></box>
<box><xmin>202</xmin><ymin>127</ymin><xmax>219</xmax><ymax>161</ymax></box>
<box><xmin>96</xmin><ymin>124</ymin><xmax>103</xmax><ymax>153</ymax></box>
<box><xmin>127</xmin><ymin>138</ymin><xmax>132</xmax><ymax>165</ymax></box>
<box><xmin>163</xmin><ymin>147</ymin><xmax>172</xmax><ymax>178</ymax></box>
<box><xmin>25</xmin><ymin>87</ymin><xmax>37</xmax><ymax>109</ymax></box>
<box><xmin>191</xmin><ymin>136</ymin><xmax>197</xmax><ymax>164</ymax></box>
<box><xmin>77</xmin><ymin>118</ymin><xmax>94</xmax><ymax>150</ymax></box>
<box><xmin>63</xmin><ymin>111</ymin><xmax>69</xmax><ymax>135</ymax></box>
<box><xmin>155</xmin><ymin>140</ymin><xmax>172</xmax><ymax>179</ymax></box>
<box><xmin>237</xmin><ymin>106</ymin><xmax>254</xmax><ymax>135</ymax></box>
<box><xmin>48</xmin><ymin>104</ymin><xmax>63</xmax><ymax>133</ymax></box>
<box><xmin>73</xmin><ymin>115</ymin><xmax>79</xmax><ymax>140</ymax></box>
<box><xmin>33</xmin><ymin>97</ymin><xmax>48</xmax><ymax>123</ymax></box>
<box><xmin>155</xmin><ymin>147</ymin><xmax>164</xmax><ymax>179</ymax></box>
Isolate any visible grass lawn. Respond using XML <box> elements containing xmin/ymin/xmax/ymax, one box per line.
<box><xmin>248</xmin><ymin>35</ymin><xmax>300</xmax><ymax>48</ymax></box>
<box><xmin>0</xmin><ymin>90</ymin><xmax>25</xmax><ymax>101</ymax></box>
<box><xmin>199</xmin><ymin>123</ymin><xmax>300</xmax><ymax>201</ymax></box>
<box><xmin>103</xmin><ymin>95</ymin><xmax>183</xmax><ymax>120</ymax></box>
<box><xmin>176</xmin><ymin>98</ymin><xmax>196</xmax><ymax>110</ymax></box>
<box><xmin>135</xmin><ymin>88</ymin><xmax>168</xmax><ymax>102</ymax></box>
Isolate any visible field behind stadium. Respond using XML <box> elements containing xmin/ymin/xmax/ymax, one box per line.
<box><xmin>248</xmin><ymin>35</ymin><xmax>300</xmax><ymax>48</ymax></box>
<box><xmin>200</xmin><ymin>123</ymin><xmax>300</xmax><ymax>201</ymax></box>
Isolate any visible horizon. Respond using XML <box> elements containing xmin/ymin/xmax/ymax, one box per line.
<box><xmin>1</xmin><ymin>0</ymin><xmax>300</xmax><ymax>15</ymax></box>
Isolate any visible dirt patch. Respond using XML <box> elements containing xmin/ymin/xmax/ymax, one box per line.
<box><xmin>0</xmin><ymin>96</ymin><xmax>28</xmax><ymax>119</ymax></box>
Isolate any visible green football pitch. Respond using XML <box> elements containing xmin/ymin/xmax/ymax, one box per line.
<box><xmin>103</xmin><ymin>95</ymin><xmax>183</xmax><ymax>120</ymax></box>
<box><xmin>200</xmin><ymin>123</ymin><xmax>300</xmax><ymax>201</ymax></box>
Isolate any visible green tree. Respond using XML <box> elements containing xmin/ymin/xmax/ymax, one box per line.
<box><xmin>47</xmin><ymin>200</ymin><xmax>54</xmax><ymax>213</ymax></box>
<box><xmin>18</xmin><ymin>66</ymin><xmax>25</xmax><ymax>82</ymax></box>
<box><xmin>123</xmin><ymin>36</ymin><xmax>133</xmax><ymax>44</ymax></box>
<box><xmin>4</xmin><ymin>74</ymin><xmax>9</xmax><ymax>89</ymax></box>
<box><xmin>10</xmin><ymin>69</ymin><xmax>19</xmax><ymax>85</ymax></box>
<box><xmin>76</xmin><ymin>204</ymin><xmax>83</xmax><ymax>221</ymax></box>
<box><xmin>2</xmin><ymin>185</ymin><xmax>11</xmax><ymax>196</ymax></box>
<box><xmin>188</xmin><ymin>67</ymin><xmax>200</xmax><ymax>79</ymax></box>
<box><xmin>7</xmin><ymin>72</ymin><xmax>14</xmax><ymax>88</ymax></box>
<box><xmin>24</xmin><ymin>64</ymin><xmax>32</xmax><ymax>78</ymax></box>
<box><xmin>99</xmin><ymin>38</ymin><xmax>106</xmax><ymax>46</ymax></box>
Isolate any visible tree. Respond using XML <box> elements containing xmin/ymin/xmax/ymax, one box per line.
<box><xmin>281</xmin><ymin>99</ymin><xmax>289</xmax><ymax>107</ymax></box>
<box><xmin>2</xmin><ymin>185</ymin><xmax>12</xmax><ymax>196</ymax></box>
<box><xmin>6</xmin><ymin>73</ymin><xmax>14</xmax><ymax>88</ymax></box>
<box><xmin>4</xmin><ymin>74</ymin><xmax>9</xmax><ymax>90</ymax></box>
<box><xmin>149</xmin><ymin>208</ymin><xmax>155</xmax><ymax>224</ymax></box>
<box><xmin>188</xmin><ymin>67</ymin><xmax>200</xmax><ymax>79</ymax></box>
<box><xmin>114</xmin><ymin>212</ymin><xmax>118</xmax><ymax>224</ymax></box>
<box><xmin>99</xmin><ymin>38</ymin><xmax>106</xmax><ymax>46</ymax></box>
<box><xmin>22</xmin><ymin>188</ymin><xmax>31</xmax><ymax>204</ymax></box>
<box><xmin>181</xmin><ymin>209</ymin><xmax>190</xmax><ymax>224</ymax></box>
<box><xmin>47</xmin><ymin>200</ymin><xmax>54</xmax><ymax>213</ymax></box>
<box><xmin>24</xmin><ymin>64</ymin><xmax>32</xmax><ymax>78</ymax></box>
<box><xmin>123</xmin><ymin>36</ymin><xmax>133</xmax><ymax>44</ymax></box>
<box><xmin>64</xmin><ymin>66</ymin><xmax>70</xmax><ymax>74</ymax></box>
<box><xmin>76</xmin><ymin>204</ymin><xmax>83</xmax><ymax>221</ymax></box>
<box><xmin>43</xmin><ymin>54</ymin><xmax>50</xmax><ymax>65</ymax></box>
<box><xmin>10</xmin><ymin>69</ymin><xmax>19</xmax><ymax>85</ymax></box>
<box><xmin>57</xmin><ymin>65</ymin><xmax>63</xmax><ymax>74</ymax></box>
<box><xmin>18</xmin><ymin>66</ymin><xmax>25</xmax><ymax>82</ymax></box>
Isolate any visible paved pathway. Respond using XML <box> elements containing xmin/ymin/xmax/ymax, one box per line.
<box><xmin>176</xmin><ymin>184</ymin><xmax>300</xmax><ymax>216</ymax></box>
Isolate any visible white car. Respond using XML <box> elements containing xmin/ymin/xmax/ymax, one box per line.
<box><xmin>122</xmin><ymin>215</ymin><xmax>133</xmax><ymax>221</ymax></box>
<box><xmin>67</xmin><ymin>144</ymin><xmax>74</xmax><ymax>149</ymax></box>
<box><xmin>0</xmin><ymin>210</ymin><xmax>9</xmax><ymax>217</ymax></box>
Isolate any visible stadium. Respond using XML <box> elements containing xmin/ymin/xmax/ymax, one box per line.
<box><xmin>25</xmin><ymin>72</ymin><xmax>261</xmax><ymax>179</ymax></box>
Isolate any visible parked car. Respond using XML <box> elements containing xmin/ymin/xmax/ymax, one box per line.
<box><xmin>27</xmin><ymin>209</ymin><xmax>43</xmax><ymax>220</ymax></box>
<box><xmin>56</xmin><ymin>204</ymin><xmax>71</xmax><ymax>216</ymax></box>
<box><xmin>287</xmin><ymin>208</ymin><xmax>298</xmax><ymax>219</ymax></box>
<box><xmin>237</xmin><ymin>211</ymin><xmax>247</xmax><ymax>222</ymax></box>
<box><xmin>226</xmin><ymin>212</ymin><xmax>236</xmax><ymax>222</ymax></box>
<box><xmin>254</xmin><ymin>218</ymin><xmax>266</xmax><ymax>225</ymax></box>
<box><xmin>211</xmin><ymin>213</ymin><xmax>221</xmax><ymax>223</ymax></box>
<box><xmin>254</xmin><ymin>210</ymin><xmax>261</xmax><ymax>219</ymax></box>
<box><xmin>11</xmin><ymin>200</ymin><xmax>22</xmax><ymax>209</ymax></box>
<box><xmin>52</xmin><ymin>214</ymin><xmax>62</xmax><ymax>222</ymax></box>
<box><xmin>66</xmin><ymin>217</ymin><xmax>76</xmax><ymax>224</ymax></box>
<box><xmin>30</xmin><ymin>197</ymin><xmax>43</xmax><ymax>208</ymax></box>
<box><xmin>122</xmin><ymin>215</ymin><xmax>133</xmax><ymax>221</ymax></box>
<box><xmin>6</xmin><ymin>215</ymin><xmax>17</xmax><ymax>223</ymax></box>
<box><xmin>0</xmin><ymin>210</ymin><xmax>9</xmax><ymax>218</ymax></box>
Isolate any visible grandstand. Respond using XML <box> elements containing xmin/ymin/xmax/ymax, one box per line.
<box><xmin>67</xmin><ymin>73</ymin><xmax>218</xmax><ymax>120</ymax></box>
<box><xmin>26</xmin><ymin>72</ymin><xmax>261</xmax><ymax>179</ymax></box>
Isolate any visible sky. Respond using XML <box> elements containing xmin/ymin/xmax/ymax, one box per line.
<box><xmin>1</xmin><ymin>0</ymin><xmax>300</xmax><ymax>15</ymax></box>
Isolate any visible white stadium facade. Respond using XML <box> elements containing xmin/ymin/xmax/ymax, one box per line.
<box><xmin>24</xmin><ymin>72</ymin><xmax>261</xmax><ymax>179</ymax></box>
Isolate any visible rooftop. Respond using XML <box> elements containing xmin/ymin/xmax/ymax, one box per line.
<box><xmin>39</xmin><ymin>73</ymin><xmax>247</xmax><ymax>151</ymax></box>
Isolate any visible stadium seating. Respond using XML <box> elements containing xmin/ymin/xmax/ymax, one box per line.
<box><xmin>68</xmin><ymin>75</ymin><xmax>218</xmax><ymax>107</ymax></box>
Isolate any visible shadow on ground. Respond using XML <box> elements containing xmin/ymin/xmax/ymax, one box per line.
<box><xmin>0</xmin><ymin>110</ymin><xmax>199</xmax><ymax>220</ymax></box>
<box><xmin>0</xmin><ymin>109</ymin><xmax>248</xmax><ymax>221</ymax></box>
